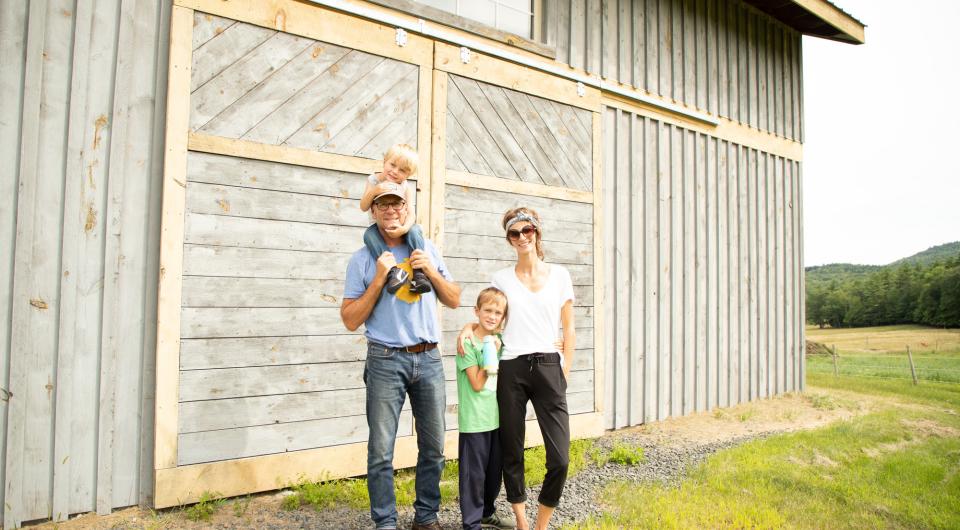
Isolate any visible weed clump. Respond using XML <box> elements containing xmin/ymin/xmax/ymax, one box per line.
<box><xmin>184</xmin><ymin>491</ymin><xmax>224</xmax><ymax>521</ymax></box>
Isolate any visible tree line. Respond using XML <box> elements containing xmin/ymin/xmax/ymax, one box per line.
<box><xmin>806</xmin><ymin>255</ymin><xmax>960</xmax><ymax>328</ymax></box>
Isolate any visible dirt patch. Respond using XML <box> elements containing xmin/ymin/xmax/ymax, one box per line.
<box><xmin>901</xmin><ymin>418</ymin><xmax>960</xmax><ymax>438</ymax></box>
<box><xmin>625</xmin><ymin>390</ymin><xmax>872</xmax><ymax>449</ymax></box>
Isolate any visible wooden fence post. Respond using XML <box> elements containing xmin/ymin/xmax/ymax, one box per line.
<box><xmin>906</xmin><ymin>345</ymin><xmax>918</xmax><ymax>385</ymax></box>
<box><xmin>832</xmin><ymin>345</ymin><xmax>839</xmax><ymax>377</ymax></box>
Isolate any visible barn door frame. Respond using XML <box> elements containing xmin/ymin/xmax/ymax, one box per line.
<box><xmin>154</xmin><ymin>0</ymin><xmax>434</xmax><ymax>507</ymax></box>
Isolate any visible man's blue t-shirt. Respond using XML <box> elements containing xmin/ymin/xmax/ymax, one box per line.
<box><xmin>343</xmin><ymin>238</ymin><xmax>452</xmax><ymax>348</ymax></box>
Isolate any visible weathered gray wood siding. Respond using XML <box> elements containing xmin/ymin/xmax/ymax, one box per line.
<box><xmin>546</xmin><ymin>0</ymin><xmax>803</xmax><ymax>141</ymax></box>
<box><xmin>445</xmin><ymin>74</ymin><xmax>593</xmax><ymax>191</ymax></box>
<box><xmin>601</xmin><ymin>105</ymin><xmax>803</xmax><ymax>428</ymax></box>
<box><xmin>440</xmin><ymin>185</ymin><xmax>596</xmax><ymax>426</ymax></box>
<box><xmin>177</xmin><ymin>153</ymin><xmax>418</xmax><ymax>464</ymax></box>
<box><xmin>0</xmin><ymin>0</ymin><xmax>169</xmax><ymax>526</ymax></box>
<box><xmin>189</xmin><ymin>13</ymin><xmax>419</xmax><ymax>157</ymax></box>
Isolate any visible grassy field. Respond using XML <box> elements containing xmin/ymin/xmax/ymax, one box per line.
<box><xmin>807</xmin><ymin>324</ymin><xmax>960</xmax><ymax>383</ymax></box>
<box><xmin>572</xmin><ymin>373</ymin><xmax>960</xmax><ymax>529</ymax></box>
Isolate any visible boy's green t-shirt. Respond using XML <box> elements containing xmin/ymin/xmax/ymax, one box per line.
<box><xmin>456</xmin><ymin>335</ymin><xmax>500</xmax><ymax>433</ymax></box>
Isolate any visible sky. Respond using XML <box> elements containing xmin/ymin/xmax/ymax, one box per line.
<box><xmin>801</xmin><ymin>0</ymin><xmax>960</xmax><ymax>266</ymax></box>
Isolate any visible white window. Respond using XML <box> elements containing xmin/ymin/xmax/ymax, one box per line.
<box><xmin>413</xmin><ymin>0</ymin><xmax>534</xmax><ymax>39</ymax></box>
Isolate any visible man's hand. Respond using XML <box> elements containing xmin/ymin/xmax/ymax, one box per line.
<box><xmin>376</xmin><ymin>252</ymin><xmax>396</xmax><ymax>279</ymax></box>
<box><xmin>409</xmin><ymin>249</ymin><xmax>435</xmax><ymax>275</ymax></box>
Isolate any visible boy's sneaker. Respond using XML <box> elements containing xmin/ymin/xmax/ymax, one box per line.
<box><xmin>481</xmin><ymin>513</ymin><xmax>516</xmax><ymax>529</ymax></box>
<box><xmin>385</xmin><ymin>266</ymin><xmax>409</xmax><ymax>294</ymax></box>
<box><xmin>408</xmin><ymin>269</ymin><xmax>433</xmax><ymax>294</ymax></box>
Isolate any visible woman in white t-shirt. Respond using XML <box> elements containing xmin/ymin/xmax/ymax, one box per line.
<box><xmin>459</xmin><ymin>206</ymin><xmax>575</xmax><ymax>530</ymax></box>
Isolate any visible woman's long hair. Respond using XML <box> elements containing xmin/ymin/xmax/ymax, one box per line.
<box><xmin>501</xmin><ymin>206</ymin><xmax>544</xmax><ymax>260</ymax></box>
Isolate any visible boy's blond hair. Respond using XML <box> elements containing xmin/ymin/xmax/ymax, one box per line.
<box><xmin>384</xmin><ymin>143</ymin><xmax>419</xmax><ymax>176</ymax></box>
<box><xmin>475</xmin><ymin>287</ymin><xmax>508</xmax><ymax>332</ymax></box>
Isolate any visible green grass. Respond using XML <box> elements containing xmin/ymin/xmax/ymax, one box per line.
<box><xmin>569</xmin><ymin>376</ymin><xmax>960</xmax><ymax>529</ymax></box>
<box><xmin>183</xmin><ymin>491</ymin><xmax>224</xmax><ymax>522</ymax></box>
<box><xmin>807</xmin><ymin>350</ymin><xmax>960</xmax><ymax>383</ymax></box>
<box><xmin>284</xmin><ymin>439</ymin><xmax>598</xmax><ymax>512</ymax></box>
<box><xmin>523</xmin><ymin>438</ymin><xmax>594</xmax><ymax>486</ymax></box>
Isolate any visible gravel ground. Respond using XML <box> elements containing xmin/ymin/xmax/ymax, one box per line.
<box><xmin>256</xmin><ymin>430</ymin><xmax>773</xmax><ymax>530</ymax></box>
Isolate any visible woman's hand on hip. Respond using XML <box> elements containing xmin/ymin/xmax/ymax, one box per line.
<box><xmin>456</xmin><ymin>322</ymin><xmax>476</xmax><ymax>356</ymax></box>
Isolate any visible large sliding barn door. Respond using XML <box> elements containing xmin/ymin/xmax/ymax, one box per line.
<box><xmin>154</xmin><ymin>0</ymin><xmax>433</xmax><ymax>507</ymax></box>
<box><xmin>430</xmin><ymin>44</ymin><xmax>605</xmax><ymax>443</ymax></box>
<box><xmin>155</xmin><ymin>0</ymin><xmax>606</xmax><ymax>508</ymax></box>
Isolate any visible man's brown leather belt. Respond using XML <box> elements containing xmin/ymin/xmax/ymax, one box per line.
<box><xmin>404</xmin><ymin>342</ymin><xmax>437</xmax><ymax>353</ymax></box>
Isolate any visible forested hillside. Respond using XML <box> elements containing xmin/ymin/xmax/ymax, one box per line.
<box><xmin>806</xmin><ymin>242</ymin><xmax>960</xmax><ymax>328</ymax></box>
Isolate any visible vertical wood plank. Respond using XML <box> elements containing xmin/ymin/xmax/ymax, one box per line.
<box><xmin>682</xmin><ymin>130</ymin><xmax>695</xmax><ymax>415</ymax></box>
<box><xmin>757</xmin><ymin>16</ymin><xmax>768</xmax><ymax>133</ymax></box>
<box><xmin>705</xmin><ymin>135</ymin><xmax>717</xmax><ymax>410</ymax></box>
<box><xmin>632</xmin><ymin>0</ymin><xmax>646</xmax><ymax>92</ymax></box>
<box><xmin>658</xmin><ymin>0</ymin><xmax>672</xmax><ymax>100</ymax></box>
<box><xmin>592</xmin><ymin>111</ymin><xmax>605</xmax><ymax>419</ymax></box>
<box><xmin>716</xmin><ymin>139</ymin><xmax>729</xmax><ymax>407</ymax></box>
<box><xmin>775</xmin><ymin>24</ymin><xmax>786</xmax><ymax>139</ymax></box>
<box><xmin>695</xmin><ymin>132</ymin><xmax>707</xmax><ymax>411</ymax></box>
<box><xmin>569</xmin><ymin>0</ymin><xmax>585</xmax><ymax>71</ymax></box>
<box><xmin>748</xmin><ymin>148</ymin><xmax>760</xmax><ymax>400</ymax></box>
<box><xmin>430</xmin><ymin>71</ymin><xmax>447</xmax><ymax>249</ymax></box>
<box><xmin>680</xmin><ymin>0</ymin><xmax>692</xmax><ymax>105</ymax></box>
<box><xmin>727</xmin><ymin>141</ymin><xmax>741</xmax><ymax>405</ymax></box>
<box><xmin>706</xmin><ymin>0</ymin><xmax>718</xmax><ymax>115</ymax></box>
<box><xmin>657</xmin><ymin>120</ymin><xmax>671</xmax><ymax>420</ymax></box>
<box><xmin>601</xmin><ymin>0</ymin><xmax>616</xmax><ymax>80</ymax></box>
<box><xmin>776</xmin><ymin>157</ymin><xmax>786</xmax><ymax>394</ymax></box>
<box><xmin>738</xmin><ymin>5</ymin><xmax>748</xmax><ymax>126</ymax></box>
<box><xmin>613</xmin><ymin>109</ymin><xmax>630</xmax><ymax>428</ymax></box>
<box><xmin>99</xmin><ymin>0</ymin><xmax>167</xmax><ymax>510</ymax></box>
<box><xmin>154</xmin><ymin>4</ymin><xmax>193</xmax><ymax>475</ymax></box>
<box><xmin>695</xmin><ymin>0</ymin><xmax>707</xmax><ymax>111</ymax></box>
<box><xmin>586</xmin><ymin>0</ymin><xmax>602</xmax><ymax>75</ymax></box>
<box><xmin>602</xmin><ymin>107</ymin><xmax>617</xmax><ymax>427</ymax></box>
<box><xmin>0</xmin><ymin>0</ymin><xmax>28</xmax><ymax>519</ymax></box>
<box><xmin>670</xmin><ymin>125</ymin><xmax>683</xmax><ymax>417</ymax></box>
<box><xmin>756</xmin><ymin>152</ymin><xmax>768</xmax><ymax>398</ymax></box>
<box><xmin>796</xmin><ymin>161</ymin><xmax>805</xmax><ymax>391</ymax></box>
<box><xmin>738</xmin><ymin>145</ymin><xmax>750</xmax><ymax>403</ymax></box>
<box><xmin>628</xmin><ymin>112</ymin><xmax>645</xmax><ymax>425</ymax></box>
<box><xmin>728</xmin><ymin>0</ymin><xmax>740</xmax><ymax>123</ymax></box>
<box><xmin>618</xmin><ymin>0</ymin><xmax>632</xmax><ymax>86</ymax></box>
<box><xmin>140</xmin><ymin>0</ymin><xmax>172</xmax><ymax>507</ymax></box>
<box><xmin>746</xmin><ymin>12</ymin><xmax>757</xmax><ymax>129</ymax></box>
<box><xmin>643</xmin><ymin>115</ymin><xmax>659</xmax><ymax>422</ymax></box>
<box><xmin>716</xmin><ymin>0</ymin><xmax>727</xmax><ymax>118</ymax></box>
<box><xmin>556</xmin><ymin>0</ymin><xmax>571</xmax><ymax>68</ymax></box>
<box><xmin>645</xmin><ymin>0</ymin><xmax>659</xmax><ymax>94</ymax></box>
<box><xmin>418</xmin><ymin>62</ymin><xmax>433</xmax><ymax>232</ymax></box>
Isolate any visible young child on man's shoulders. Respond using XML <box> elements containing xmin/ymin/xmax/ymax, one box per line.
<box><xmin>359</xmin><ymin>143</ymin><xmax>432</xmax><ymax>295</ymax></box>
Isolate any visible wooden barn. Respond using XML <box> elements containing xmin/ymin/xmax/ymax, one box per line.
<box><xmin>0</xmin><ymin>0</ymin><xmax>864</xmax><ymax>526</ymax></box>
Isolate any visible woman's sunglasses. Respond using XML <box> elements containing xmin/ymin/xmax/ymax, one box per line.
<box><xmin>507</xmin><ymin>225</ymin><xmax>537</xmax><ymax>240</ymax></box>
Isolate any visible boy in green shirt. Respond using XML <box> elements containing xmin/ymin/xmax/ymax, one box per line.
<box><xmin>457</xmin><ymin>288</ymin><xmax>515</xmax><ymax>530</ymax></box>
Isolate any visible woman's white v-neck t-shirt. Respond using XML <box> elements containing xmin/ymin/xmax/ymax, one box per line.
<box><xmin>491</xmin><ymin>264</ymin><xmax>575</xmax><ymax>361</ymax></box>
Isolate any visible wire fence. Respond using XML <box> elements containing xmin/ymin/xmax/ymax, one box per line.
<box><xmin>807</xmin><ymin>345</ymin><xmax>960</xmax><ymax>385</ymax></box>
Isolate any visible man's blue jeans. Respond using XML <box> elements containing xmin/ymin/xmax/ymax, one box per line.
<box><xmin>365</xmin><ymin>341</ymin><xmax>446</xmax><ymax>529</ymax></box>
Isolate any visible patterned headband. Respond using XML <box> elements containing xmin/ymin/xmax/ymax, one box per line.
<box><xmin>505</xmin><ymin>212</ymin><xmax>541</xmax><ymax>231</ymax></box>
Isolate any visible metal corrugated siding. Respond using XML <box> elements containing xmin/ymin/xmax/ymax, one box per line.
<box><xmin>547</xmin><ymin>0</ymin><xmax>803</xmax><ymax>141</ymax></box>
<box><xmin>602</xmin><ymin>105</ymin><xmax>804</xmax><ymax>428</ymax></box>
<box><xmin>0</xmin><ymin>1</ymin><xmax>169</xmax><ymax>526</ymax></box>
